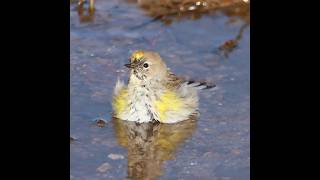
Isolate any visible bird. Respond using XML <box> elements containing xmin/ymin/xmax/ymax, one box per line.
<box><xmin>112</xmin><ymin>50</ymin><xmax>215</xmax><ymax>123</ymax></box>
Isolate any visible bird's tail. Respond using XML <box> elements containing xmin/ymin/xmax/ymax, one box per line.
<box><xmin>185</xmin><ymin>80</ymin><xmax>216</xmax><ymax>90</ymax></box>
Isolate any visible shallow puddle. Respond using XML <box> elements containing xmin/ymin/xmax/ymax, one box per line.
<box><xmin>70</xmin><ymin>0</ymin><xmax>250</xmax><ymax>179</ymax></box>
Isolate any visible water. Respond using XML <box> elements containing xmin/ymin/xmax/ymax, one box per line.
<box><xmin>70</xmin><ymin>0</ymin><xmax>250</xmax><ymax>179</ymax></box>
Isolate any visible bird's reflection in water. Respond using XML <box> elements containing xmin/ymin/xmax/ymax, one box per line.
<box><xmin>112</xmin><ymin>117</ymin><xmax>197</xmax><ymax>180</ymax></box>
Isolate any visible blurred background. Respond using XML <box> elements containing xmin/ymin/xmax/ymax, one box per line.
<box><xmin>70</xmin><ymin>0</ymin><xmax>250</xmax><ymax>179</ymax></box>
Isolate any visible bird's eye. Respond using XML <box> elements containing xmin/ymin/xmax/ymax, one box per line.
<box><xmin>143</xmin><ymin>63</ymin><xmax>149</xmax><ymax>68</ymax></box>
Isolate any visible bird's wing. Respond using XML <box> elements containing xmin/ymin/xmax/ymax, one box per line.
<box><xmin>165</xmin><ymin>71</ymin><xmax>215</xmax><ymax>91</ymax></box>
<box><xmin>165</xmin><ymin>72</ymin><xmax>184</xmax><ymax>90</ymax></box>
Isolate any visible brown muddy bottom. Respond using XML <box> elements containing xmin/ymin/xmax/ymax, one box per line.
<box><xmin>70</xmin><ymin>0</ymin><xmax>250</xmax><ymax>179</ymax></box>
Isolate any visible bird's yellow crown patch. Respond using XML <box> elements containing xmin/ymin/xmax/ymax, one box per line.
<box><xmin>131</xmin><ymin>50</ymin><xmax>144</xmax><ymax>62</ymax></box>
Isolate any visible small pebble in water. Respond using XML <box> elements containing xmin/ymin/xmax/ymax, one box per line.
<box><xmin>108</xmin><ymin>153</ymin><xmax>124</xmax><ymax>160</ymax></box>
<box><xmin>116</xmin><ymin>69</ymin><xmax>125</xmax><ymax>73</ymax></box>
<box><xmin>95</xmin><ymin>119</ymin><xmax>107</xmax><ymax>128</ymax></box>
<box><xmin>97</xmin><ymin>162</ymin><xmax>112</xmax><ymax>173</ymax></box>
<box><xmin>70</xmin><ymin>137</ymin><xmax>77</xmax><ymax>143</ymax></box>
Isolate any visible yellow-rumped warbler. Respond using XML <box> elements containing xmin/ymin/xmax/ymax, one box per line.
<box><xmin>112</xmin><ymin>50</ymin><xmax>215</xmax><ymax>123</ymax></box>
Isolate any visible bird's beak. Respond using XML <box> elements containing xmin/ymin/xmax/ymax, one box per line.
<box><xmin>124</xmin><ymin>63</ymin><xmax>134</xmax><ymax>68</ymax></box>
<box><xmin>124</xmin><ymin>61</ymin><xmax>139</xmax><ymax>69</ymax></box>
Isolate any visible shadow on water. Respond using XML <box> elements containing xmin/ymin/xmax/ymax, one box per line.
<box><xmin>113</xmin><ymin>117</ymin><xmax>197</xmax><ymax>180</ymax></box>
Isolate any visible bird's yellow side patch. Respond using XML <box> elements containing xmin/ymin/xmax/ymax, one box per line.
<box><xmin>113</xmin><ymin>88</ymin><xmax>128</xmax><ymax>116</ymax></box>
<box><xmin>154</xmin><ymin>91</ymin><xmax>183</xmax><ymax>122</ymax></box>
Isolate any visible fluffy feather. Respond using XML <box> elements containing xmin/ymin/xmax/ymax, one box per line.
<box><xmin>112</xmin><ymin>50</ymin><xmax>215</xmax><ymax>123</ymax></box>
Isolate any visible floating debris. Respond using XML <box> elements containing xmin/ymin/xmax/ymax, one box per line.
<box><xmin>218</xmin><ymin>22</ymin><xmax>249</xmax><ymax>58</ymax></box>
<box><xmin>219</xmin><ymin>39</ymin><xmax>238</xmax><ymax>52</ymax></box>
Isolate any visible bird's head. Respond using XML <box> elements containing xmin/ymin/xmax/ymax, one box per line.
<box><xmin>125</xmin><ymin>50</ymin><xmax>167</xmax><ymax>82</ymax></box>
